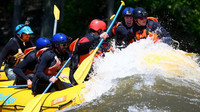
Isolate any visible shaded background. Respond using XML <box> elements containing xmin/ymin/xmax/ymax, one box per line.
<box><xmin>0</xmin><ymin>0</ymin><xmax>199</xmax><ymax>53</ymax></box>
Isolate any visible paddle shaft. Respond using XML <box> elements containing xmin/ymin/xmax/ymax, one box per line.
<box><xmin>23</xmin><ymin>57</ymin><xmax>71</xmax><ymax>112</ymax></box>
<box><xmin>0</xmin><ymin>85</ymin><xmax>28</xmax><ymax>88</ymax></box>
<box><xmin>42</xmin><ymin>56</ymin><xmax>71</xmax><ymax>94</ymax></box>
<box><xmin>53</xmin><ymin>5</ymin><xmax>60</xmax><ymax>36</ymax></box>
<box><xmin>74</xmin><ymin>1</ymin><xmax>125</xmax><ymax>84</ymax></box>
<box><xmin>53</xmin><ymin>19</ymin><xmax>58</xmax><ymax>36</ymax></box>
<box><xmin>97</xmin><ymin>1</ymin><xmax>125</xmax><ymax>48</ymax></box>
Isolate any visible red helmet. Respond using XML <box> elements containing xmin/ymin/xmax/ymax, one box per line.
<box><xmin>89</xmin><ymin>19</ymin><xmax>107</xmax><ymax>31</ymax></box>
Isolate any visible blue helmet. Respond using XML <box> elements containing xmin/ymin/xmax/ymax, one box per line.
<box><xmin>52</xmin><ymin>33</ymin><xmax>68</xmax><ymax>44</ymax></box>
<box><xmin>15</xmin><ymin>24</ymin><xmax>34</xmax><ymax>35</ymax></box>
<box><xmin>122</xmin><ymin>7</ymin><xmax>134</xmax><ymax>16</ymax></box>
<box><xmin>36</xmin><ymin>37</ymin><xmax>51</xmax><ymax>48</ymax></box>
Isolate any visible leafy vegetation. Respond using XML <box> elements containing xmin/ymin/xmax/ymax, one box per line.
<box><xmin>59</xmin><ymin>0</ymin><xmax>200</xmax><ymax>52</ymax></box>
<box><xmin>0</xmin><ymin>0</ymin><xmax>199</xmax><ymax>52</ymax></box>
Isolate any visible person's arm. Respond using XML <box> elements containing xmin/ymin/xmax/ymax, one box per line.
<box><xmin>35</xmin><ymin>51</ymin><xmax>52</xmax><ymax>81</ymax></box>
<box><xmin>153</xmin><ymin>22</ymin><xmax>172</xmax><ymax>44</ymax></box>
<box><xmin>13</xmin><ymin>52</ymin><xmax>36</xmax><ymax>81</ymax></box>
<box><xmin>115</xmin><ymin>25</ymin><xmax>130</xmax><ymax>46</ymax></box>
<box><xmin>78</xmin><ymin>35</ymin><xmax>100</xmax><ymax>50</ymax></box>
<box><xmin>0</xmin><ymin>40</ymin><xmax>16</xmax><ymax>69</ymax></box>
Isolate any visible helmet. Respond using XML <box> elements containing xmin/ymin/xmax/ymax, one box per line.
<box><xmin>133</xmin><ymin>7</ymin><xmax>148</xmax><ymax>18</ymax></box>
<box><xmin>89</xmin><ymin>19</ymin><xmax>106</xmax><ymax>31</ymax></box>
<box><xmin>122</xmin><ymin>7</ymin><xmax>134</xmax><ymax>16</ymax></box>
<box><xmin>15</xmin><ymin>24</ymin><xmax>34</xmax><ymax>35</ymax></box>
<box><xmin>52</xmin><ymin>33</ymin><xmax>68</xmax><ymax>44</ymax></box>
<box><xmin>36</xmin><ymin>37</ymin><xmax>51</xmax><ymax>48</ymax></box>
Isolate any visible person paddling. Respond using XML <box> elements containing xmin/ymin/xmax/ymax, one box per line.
<box><xmin>132</xmin><ymin>7</ymin><xmax>172</xmax><ymax>44</ymax></box>
<box><xmin>13</xmin><ymin>37</ymin><xmax>51</xmax><ymax>88</ymax></box>
<box><xmin>110</xmin><ymin>7</ymin><xmax>135</xmax><ymax>48</ymax></box>
<box><xmin>0</xmin><ymin>24</ymin><xmax>34</xmax><ymax>80</ymax></box>
<box><xmin>32</xmin><ymin>33</ymin><xmax>72</xmax><ymax>95</ymax></box>
<box><xmin>69</xmin><ymin>19</ymin><xmax>111</xmax><ymax>86</ymax></box>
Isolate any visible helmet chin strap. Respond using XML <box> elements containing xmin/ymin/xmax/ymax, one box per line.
<box><xmin>135</xmin><ymin>19</ymin><xmax>141</xmax><ymax>26</ymax></box>
<box><xmin>55</xmin><ymin>45</ymin><xmax>62</xmax><ymax>54</ymax></box>
<box><xmin>55</xmin><ymin>44</ymin><xmax>66</xmax><ymax>55</ymax></box>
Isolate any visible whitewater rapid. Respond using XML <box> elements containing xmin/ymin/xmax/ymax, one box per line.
<box><xmin>62</xmin><ymin>39</ymin><xmax>200</xmax><ymax>112</ymax></box>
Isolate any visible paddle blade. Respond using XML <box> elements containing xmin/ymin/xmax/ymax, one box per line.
<box><xmin>185</xmin><ymin>52</ymin><xmax>197</xmax><ymax>56</ymax></box>
<box><xmin>74</xmin><ymin>49</ymin><xmax>98</xmax><ymax>84</ymax></box>
<box><xmin>54</xmin><ymin>5</ymin><xmax>60</xmax><ymax>20</ymax></box>
<box><xmin>74</xmin><ymin>54</ymin><xmax>94</xmax><ymax>84</ymax></box>
<box><xmin>22</xmin><ymin>93</ymin><xmax>49</xmax><ymax>112</ymax></box>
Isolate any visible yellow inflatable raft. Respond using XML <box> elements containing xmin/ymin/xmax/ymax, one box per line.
<box><xmin>0</xmin><ymin>67</ymin><xmax>85</xmax><ymax>112</ymax></box>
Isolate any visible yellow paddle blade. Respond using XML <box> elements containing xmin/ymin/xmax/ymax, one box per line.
<box><xmin>110</xmin><ymin>14</ymin><xmax>115</xmax><ymax>20</ymax></box>
<box><xmin>74</xmin><ymin>47</ymin><xmax>98</xmax><ymax>84</ymax></box>
<box><xmin>121</xmin><ymin>0</ymin><xmax>125</xmax><ymax>6</ymax></box>
<box><xmin>0</xmin><ymin>70</ymin><xmax>8</xmax><ymax>81</ymax></box>
<box><xmin>185</xmin><ymin>52</ymin><xmax>197</xmax><ymax>56</ymax></box>
<box><xmin>54</xmin><ymin>5</ymin><xmax>60</xmax><ymax>20</ymax></box>
<box><xmin>22</xmin><ymin>93</ymin><xmax>50</xmax><ymax>112</ymax></box>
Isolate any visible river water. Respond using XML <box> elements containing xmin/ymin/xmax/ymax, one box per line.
<box><xmin>62</xmin><ymin>39</ymin><xmax>200</xmax><ymax>112</ymax></box>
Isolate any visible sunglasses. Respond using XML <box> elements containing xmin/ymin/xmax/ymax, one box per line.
<box><xmin>59</xmin><ymin>43</ymin><xmax>68</xmax><ymax>47</ymax></box>
<box><xmin>138</xmin><ymin>16</ymin><xmax>147</xmax><ymax>20</ymax></box>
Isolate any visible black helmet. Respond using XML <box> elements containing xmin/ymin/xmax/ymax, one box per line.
<box><xmin>133</xmin><ymin>7</ymin><xmax>148</xmax><ymax>18</ymax></box>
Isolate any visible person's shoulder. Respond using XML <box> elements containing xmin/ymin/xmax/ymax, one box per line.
<box><xmin>3</xmin><ymin>37</ymin><xmax>17</xmax><ymax>49</ymax></box>
<box><xmin>147</xmin><ymin>19</ymin><xmax>159</xmax><ymax>25</ymax></box>
<box><xmin>8</xmin><ymin>37</ymin><xmax>17</xmax><ymax>44</ymax></box>
<box><xmin>147</xmin><ymin>19</ymin><xmax>160</xmax><ymax>29</ymax></box>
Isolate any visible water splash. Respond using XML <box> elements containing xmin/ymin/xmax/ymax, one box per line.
<box><xmin>62</xmin><ymin>39</ymin><xmax>200</xmax><ymax>111</ymax></box>
<box><xmin>82</xmin><ymin>39</ymin><xmax>200</xmax><ymax>102</ymax></box>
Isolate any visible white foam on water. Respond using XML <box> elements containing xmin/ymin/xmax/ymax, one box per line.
<box><xmin>80</xmin><ymin>38</ymin><xmax>200</xmax><ymax>103</ymax></box>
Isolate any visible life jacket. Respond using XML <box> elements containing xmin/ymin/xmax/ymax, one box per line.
<box><xmin>135</xmin><ymin>29</ymin><xmax>159</xmax><ymax>43</ymax></box>
<box><xmin>36</xmin><ymin>47</ymin><xmax>49</xmax><ymax>59</ymax></box>
<box><xmin>132</xmin><ymin>17</ymin><xmax>159</xmax><ymax>43</ymax></box>
<box><xmin>36</xmin><ymin>48</ymin><xmax>63</xmax><ymax>76</ymax></box>
<box><xmin>112</xmin><ymin>22</ymin><xmax>121</xmax><ymax>35</ymax></box>
<box><xmin>23</xmin><ymin>47</ymin><xmax>36</xmax><ymax>75</ymax></box>
<box><xmin>24</xmin><ymin>47</ymin><xmax>36</xmax><ymax>58</ymax></box>
<box><xmin>102</xmin><ymin>43</ymin><xmax>113</xmax><ymax>52</ymax></box>
<box><xmin>69</xmin><ymin>38</ymin><xmax>103</xmax><ymax>66</ymax></box>
<box><xmin>69</xmin><ymin>38</ymin><xmax>79</xmax><ymax>52</ymax></box>
<box><xmin>5</xmin><ymin>38</ymin><xmax>26</xmax><ymax>67</ymax></box>
<box><xmin>147</xmin><ymin>17</ymin><xmax>158</xmax><ymax>22</ymax></box>
<box><xmin>6</xmin><ymin>48</ymin><xmax>25</xmax><ymax>67</ymax></box>
<box><xmin>44</xmin><ymin>55</ymin><xmax>63</xmax><ymax>76</ymax></box>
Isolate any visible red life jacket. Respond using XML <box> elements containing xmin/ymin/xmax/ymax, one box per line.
<box><xmin>23</xmin><ymin>47</ymin><xmax>36</xmax><ymax>75</ymax></box>
<box><xmin>24</xmin><ymin>47</ymin><xmax>36</xmax><ymax>58</ymax></box>
<box><xmin>36</xmin><ymin>47</ymin><xmax>63</xmax><ymax>76</ymax></box>
<box><xmin>44</xmin><ymin>55</ymin><xmax>63</xmax><ymax>76</ymax></box>
<box><xmin>112</xmin><ymin>22</ymin><xmax>121</xmax><ymax>35</ymax></box>
<box><xmin>69</xmin><ymin>38</ymin><xmax>103</xmax><ymax>66</ymax></box>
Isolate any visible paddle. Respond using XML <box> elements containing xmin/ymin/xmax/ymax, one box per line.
<box><xmin>22</xmin><ymin>57</ymin><xmax>71</xmax><ymax>112</ymax></box>
<box><xmin>0</xmin><ymin>85</ymin><xmax>27</xmax><ymax>88</ymax></box>
<box><xmin>74</xmin><ymin>1</ymin><xmax>125</xmax><ymax>84</ymax></box>
<box><xmin>185</xmin><ymin>52</ymin><xmax>198</xmax><ymax>56</ymax></box>
<box><xmin>53</xmin><ymin>5</ymin><xmax>60</xmax><ymax>35</ymax></box>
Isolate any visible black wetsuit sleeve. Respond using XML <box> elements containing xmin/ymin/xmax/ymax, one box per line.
<box><xmin>78</xmin><ymin>34</ymin><xmax>100</xmax><ymax>51</ymax></box>
<box><xmin>108</xmin><ymin>30</ymin><xmax>114</xmax><ymax>38</ymax></box>
<box><xmin>116</xmin><ymin>25</ymin><xmax>129</xmax><ymax>37</ymax></box>
<box><xmin>152</xmin><ymin>22</ymin><xmax>172</xmax><ymax>44</ymax></box>
<box><xmin>13</xmin><ymin>52</ymin><xmax>36</xmax><ymax>81</ymax></box>
<box><xmin>115</xmin><ymin>25</ymin><xmax>130</xmax><ymax>46</ymax></box>
<box><xmin>0</xmin><ymin>39</ymin><xmax>18</xmax><ymax>69</ymax></box>
<box><xmin>35</xmin><ymin>51</ymin><xmax>52</xmax><ymax>81</ymax></box>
